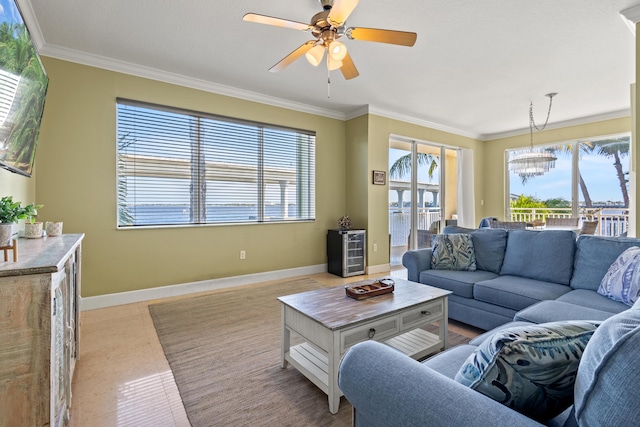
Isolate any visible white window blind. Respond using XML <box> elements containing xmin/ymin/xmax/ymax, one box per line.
<box><xmin>116</xmin><ymin>99</ymin><xmax>316</xmax><ymax>227</ymax></box>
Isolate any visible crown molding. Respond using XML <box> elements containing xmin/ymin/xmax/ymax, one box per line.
<box><xmin>39</xmin><ymin>43</ymin><xmax>347</xmax><ymax>121</ymax></box>
<box><xmin>344</xmin><ymin>105</ymin><xmax>370</xmax><ymax>120</ymax></box>
<box><xmin>620</xmin><ymin>4</ymin><xmax>640</xmax><ymax>35</ymax></box>
<box><xmin>33</xmin><ymin>43</ymin><xmax>633</xmax><ymax>143</ymax></box>
<box><xmin>364</xmin><ymin>105</ymin><xmax>483</xmax><ymax>140</ymax></box>
<box><xmin>38</xmin><ymin>42</ymin><xmax>483</xmax><ymax>140</ymax></box>
<box><xmin>483</xmin><ymin>108</ymin><xmax>631</xmax><ymax>141</ymax></box>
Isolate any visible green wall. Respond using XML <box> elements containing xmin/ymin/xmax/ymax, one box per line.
<box><xmin>33</xmin><ymin>57</ymin><xmax>347</xmax><ymax>297</ymax></box>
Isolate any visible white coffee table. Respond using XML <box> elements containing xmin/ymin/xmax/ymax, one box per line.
<box><xmin>277</xmin><ymin>278</ymin><xmax>451</xmax><ymax>414</ymax></box>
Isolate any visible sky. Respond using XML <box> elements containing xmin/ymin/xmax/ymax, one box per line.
<box><xmin>509</xmin><ymin>150</ymin><xmax>628</xmax><ymax>203</ymax></box>
<box><xmin>0</xmin><ymin>0</ymin><xmax>24</xmax><ymax>25</ymax></box>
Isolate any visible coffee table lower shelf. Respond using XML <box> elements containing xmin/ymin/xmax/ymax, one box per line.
<box><xmin>285</xmin><ymin>328</ymin><xmax>443</xmax><ymax>397</ymax></box>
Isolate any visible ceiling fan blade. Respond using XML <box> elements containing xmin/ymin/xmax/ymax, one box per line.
<box><xmin>340</xmin><ymin>52</ymin><xmax>359</xmax><ymax>80</ymax></box>
<box><xmin>243</xmin><ymin>13</ymin><xmax>312</xmax><ymax>31</ymax></box>
<box><xmin>347</xmin><ymin>27</ymin><xmax>417</xmax><ymax>46</ymax></box>
<box><xmin>327</xmin><ymin>0</ymin><xmax>359</xmax><ymax>26</ymax></box>
<box><xmin>269</xmin><ymin>41</ymin><xmax>316</xmax><ymax>73</ymax></box>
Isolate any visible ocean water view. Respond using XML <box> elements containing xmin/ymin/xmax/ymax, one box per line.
<box><xmin>125</xmin><ymin>204</ymin><xmax>302</xmax><ymax>225</ymax></box>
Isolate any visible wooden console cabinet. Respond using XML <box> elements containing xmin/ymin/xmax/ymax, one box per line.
<box><xmin>0</xmin><ymin>234</ymin><xmax>83</xmax><ymax>427</ymax></box>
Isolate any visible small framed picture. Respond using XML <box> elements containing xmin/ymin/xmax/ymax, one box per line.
<box><xmin>372</xmin><ymin>170</ymin><xmax>386</xmax><ymax>185</ymax></box>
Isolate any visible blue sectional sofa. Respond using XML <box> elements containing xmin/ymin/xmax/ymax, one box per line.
<box><xmin>402</xmin><ymin>226</ymin><xmax>637</xmax><ymax>330</ymax></box>
<box><xmin>338</xmin><ymin>300</ymin><xmax>640</xmax><ymax>427</ymax></box>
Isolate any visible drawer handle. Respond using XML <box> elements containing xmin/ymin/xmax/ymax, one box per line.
<box><xmin>368</xmin><ymin>328</ymin><xmax>376</xmax><ymax>338</ymax></box>
<box><xmin>421</xmin><ymin>310</ymin><xmax>431</xmax><ymax>316</ymax></box>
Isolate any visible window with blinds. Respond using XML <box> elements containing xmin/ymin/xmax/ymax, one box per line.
<box><xmin>116</xmin><ymin>99</ymin><xmax>316</xmax><ymax>227</ymax></box>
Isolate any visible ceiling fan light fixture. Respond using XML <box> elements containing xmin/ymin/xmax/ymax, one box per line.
<box><xmin>327</xmin><ymin>55</ymin><xmax>343</xmax><ymax>70</ymax></box>
<box><xmin>328</xmin><ymin>40</ymin><xmax>347</xmax><ymax>61</ymax></box>
<box><xmin>305</xmin><ymin>44</ymin><xmax>326</xmax><ymax>66</ymax></box>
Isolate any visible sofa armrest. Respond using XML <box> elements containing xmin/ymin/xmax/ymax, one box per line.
<box><xmin>338</xmin><ymin>341</ymin><xmax>544</xmax><ymax>427</ymax></box>
<box><xmin>402</xmin><ymin>248</ymin><xmax>432</xmax><ymax>282</ymax></box>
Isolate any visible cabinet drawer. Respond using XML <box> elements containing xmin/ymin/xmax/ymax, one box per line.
<box><xmin>400</xmin><ymin>300</ymin><xmax>443</xmax><ymax>331</ymax></box>
<box><xmin>341</xmin><ymin>317</ymin><xmax>399</xmax><ymax>353</ymax></box>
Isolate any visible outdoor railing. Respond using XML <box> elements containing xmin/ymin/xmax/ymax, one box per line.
<box><xmin>389</xmin><ymin>208</ymin><xmax>441</xmax><ymax>247</ymax></box>
<box><xmin>389</xmin><ymin>206</ymin><xmax>629</xmax><ymax>248</ymax></box>
<box><xmin>510</xmin><ymin>207</ymin><xmax>629</xmax><ymax>237</ymax></box>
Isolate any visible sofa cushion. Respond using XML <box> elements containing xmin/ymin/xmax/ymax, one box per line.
<box><xmin>421</xmin><ymin>344</ymin><xmax>478</xmax><ymax>379</ymax></box>
<box><xmin>468</xmin><ymin>321</ymin><xmax>533</xmax><ymax>346</ymax></box>
<box><xmin>574</xmin><ymin>300</ymin><xmax>640</xmax><ymax>426</ymax></box>
<box><xmin>514</xmin><ymin>300</ymin><xmax>616</xmax><ymax>324</ymax></box>
<box><xmin>455</xmin><ymin>320</ymin><xmax>601</xmax><ymax>422</ymax></box>
<box><xmin>597</xmin><ymin>246</ymin><xmax>640</xmax><ymax>306</ymax></box>
<box><xmin>500</xmin><ymin>230</ymin><xmax>576</xmax><ymax>285</ymax></box>
<box><xmin>431</xmin><ymin>234</ymin><xmax>476</xmax><ymax>271</ymax></box>
<box><xmin>473</xmin><ymin>275</ymin><xmax>571</xmax><ymax>311</ymax></box>
<box><xmin>444</xmin><ymin>226</ymin><xmax>508</xmax><ymax>274</ymax></box>
<box><xmin>556</xmin><ymin>290</ymin><xmax>628</xmax><ymax>314</ymax></box>
<box><xmin>420</xmin><ymin>269</ymin><xmax>498</xmax><ymax>299</ymax></box>
<box><xmin>570</xmin><ymin>235</ymin><xmax>640</xmax><ymax>291</ymax></box>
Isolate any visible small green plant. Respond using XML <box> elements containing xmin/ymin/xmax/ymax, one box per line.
<box><xmin>0</xmin><ymin>196</ymin><xmax>43</xmax><ymax>224</ymax></box>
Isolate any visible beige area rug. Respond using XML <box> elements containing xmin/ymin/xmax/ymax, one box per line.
<box><xmin>149</xmin><ymin>277</ymin><xmax>470</xmax><ymax>427</ymax></box>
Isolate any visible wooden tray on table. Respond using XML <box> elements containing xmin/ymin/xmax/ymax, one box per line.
<box><xmin>345</xmin><ymin>278</ymin><xmax>395</xmax><ymax>300</ymax></box>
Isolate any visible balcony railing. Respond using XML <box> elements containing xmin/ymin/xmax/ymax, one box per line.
<box><xmin>389</xmin><ymin>208</ymin><xmax>441</xmax><ymax>247</ymax></box>
<box><xmin>510</xmin><ymin>207</ymin><xmax>628</xmax><ymax>237</ymax></box>
<box><xmin>389</xmin><ymin>207</ymin><xmax>629</xmax><ymax>249</ymax></box>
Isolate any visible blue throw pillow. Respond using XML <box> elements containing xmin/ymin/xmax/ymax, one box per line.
<box><xmin>430</xmin><ymin>234</ymin><xmax>476</xmax><ymax>271</ymax></box>
<box><xmin>455</xmin><ymin>321</ymin><xmax>600</xmax><ymax>422</ymax></box>
<box><xmin>597</xmin><ymin>246</ymin><xmax>640</xmax><ymax>306</ymax></box>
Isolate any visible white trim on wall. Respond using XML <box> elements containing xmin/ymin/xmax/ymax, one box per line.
<box><xmin>80</xmin><ymin>264</ymin><xmax>327</xmax><ymax>310</ymax></box>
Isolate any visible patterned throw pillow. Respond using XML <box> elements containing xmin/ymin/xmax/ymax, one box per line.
<box><xmin>455</xmin><ymin>321</ymin><xmax>600</xmax><ymax>422</ymax></box>
<box><xmin>430</xmin><ymin>233</ymin><xmax>476</xmax><ymax>271</ymax></box>
<box><xmin>598</xmin><ymin>246</ymin><xmax>640</xmax><ymax>306</ymax></box>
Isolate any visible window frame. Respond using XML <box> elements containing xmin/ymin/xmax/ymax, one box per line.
<box><xmin>116</xmin><ymin>98</ymin><xmax>316</xmax><ymax>229</ymax></box>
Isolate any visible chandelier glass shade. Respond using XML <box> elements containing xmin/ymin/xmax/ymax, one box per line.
<box><xmin>509</xmin><ymin>93</ymin><xmax>558</xmax><ymax>179</ymax></box>
<box><xmin>508</xmin><ymin>150</ymin><xmax>557</xmax><ymax>178</ymax></box>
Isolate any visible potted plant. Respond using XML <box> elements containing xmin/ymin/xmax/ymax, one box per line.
<box><xmin>0</xmin><ymin>196</ymin><xmax>43</xmax><ymax>244</ymax></box>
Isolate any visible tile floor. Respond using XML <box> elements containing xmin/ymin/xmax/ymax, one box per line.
<box><xmin>68</xmin><ymin>270</ymin><xmax>480</xmax><ymax>426</ymax></box>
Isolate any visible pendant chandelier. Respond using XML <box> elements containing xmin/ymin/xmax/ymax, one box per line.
<box><xmin>509</xmin><ymin>93</ymin><xmax>558</xmax><ymax>179</ymax></box>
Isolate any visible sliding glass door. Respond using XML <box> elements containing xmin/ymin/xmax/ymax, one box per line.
<box><xmin>389</xmin><ymin>138</ymin><xmax>459</xmax><ymax>266</ymax></box>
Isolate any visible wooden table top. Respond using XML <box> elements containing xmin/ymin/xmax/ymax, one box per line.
<box><xmin>277</xmin><ymin>278</ymin><xmax>451</xmax><ymax>330</ymax></box>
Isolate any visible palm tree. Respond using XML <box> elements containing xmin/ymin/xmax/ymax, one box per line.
<box><xmin>592</xmin><ymin>137</ymin><xmax>630</xmax><ymax>207</ymax></box>
<box><xmin>0</xmin><ymin>23</ymin><xmax>48</xmax><ymax>168</ymax></box>
<box><xmin>389</xmin><ymin>152</ymin><xmax>438</xmax><ymax>180</ymax></box>
<box><xmin>541</xmin><ymin>142</ymin><xmax>595</xmax><ymax>207</ymax></box>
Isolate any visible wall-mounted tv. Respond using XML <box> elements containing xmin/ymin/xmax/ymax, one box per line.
<box><xmin>0</xmin><ymin>0</ymin><xmax>48</xmax><ymax>177</ymax></box>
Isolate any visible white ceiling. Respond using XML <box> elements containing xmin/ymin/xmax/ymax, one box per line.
<box><xmin>19</xmin><ymin>0</ymin><xmax>640</xmax><ymax>140</ymax></box>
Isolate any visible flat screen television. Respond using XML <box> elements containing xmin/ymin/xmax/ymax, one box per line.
<box><xmin>0</xmin><ymin>0</ymin><xmax>48</xmax><ymax>177</ymax></box>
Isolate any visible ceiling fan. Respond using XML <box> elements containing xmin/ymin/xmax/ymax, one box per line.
<box><xmin>243</xmin><ymin>0</ymin><xmax>417</xmax><ymax>80</ymax></box>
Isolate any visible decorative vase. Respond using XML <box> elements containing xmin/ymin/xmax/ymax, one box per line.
<box><xmin>0</xmin><ymin>223</ymin><xmax>13</xmax><ymax>246</ymax></box>
<box><xmin>24</xmin><ymin>222</ymin><xmax>43</xmax><ymax>239</ymax></box>
<box><xmin>46</xmin><ymin>221</ymin><xmax>63</xmax><ymax>237</ymax></box>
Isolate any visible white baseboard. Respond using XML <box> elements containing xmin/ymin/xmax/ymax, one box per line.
<box><xmin>80</xmin><ymin>264</ymin><xmax>327</xmax><ymax>311</ymax></box>
<box><xmin>366</xmin><ymin>263</ymin><xmax>391</xmax><ymax>276</ymax></box>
